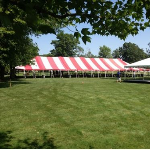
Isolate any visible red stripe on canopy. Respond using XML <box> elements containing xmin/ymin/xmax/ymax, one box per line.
<box><xmin>15</xmin><ymin>56</ymin><xmax>129</xmax><ymax>71</ymax></box>
<box><xmin>118</xmin><ymin>58</ymin><xmax>128</xmax><ymax>66</ymax></box>
<box><xmin>80</xmin><ymin>57</ymin><xmax>94</xmax><ymax>71</ymax></box>
<box><xmin>69</xmin><ymin>57</ymin><xmax>83</xmax><ymax>71</ymax></box>
<box><xmin>47</xmin><ymin>57</ymin><xmax>59</xmax><ymax>70</ymax></box>
<box><xmin>35</xmin><ymin>56</ymin><xmax>45</xmax><ymax>70</ymax></box>
<box><xmin>109</xmin><ymin>59</ymin><xmax>124</xmax><ymax>71</ymax></box>
<box><xmin>90</xmin><ymin>58</ymin><xmax>106</xmax><ymax>71</ymax></box>
<box><xmin>59</xmin><ymin>57</ymin><xmax>71</xmax><ymax>71</ymax></box>
<box><xmin>24</xmin><ymin>65</ymin><xmax>32</xmax><ymax>70</ymax></box>
<box><xmin>99</xmin><ymin>58</ymin><xmax>114</xmax><ymax>71</ymax></box>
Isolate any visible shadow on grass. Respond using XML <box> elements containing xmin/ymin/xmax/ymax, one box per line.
<box><xmin>0</xmin><ymin>131</ymin><xmax>13</xmax><ymax>149</ymax></box>
<box><xmin>0</xmin><ymin>79</ymin><xmax>31</xmax><ymax>88</ymax></box>
<box><xmin>0</xmin><ymin>131</ymin><xmax>57</xmax><ymax>149</ymax></box>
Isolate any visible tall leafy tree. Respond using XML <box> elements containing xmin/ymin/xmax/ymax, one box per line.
<box><xmin>146</xmin><ymin>42</ymin><xmax>150</xmax><ymax>58</ymax></box>
<box><xmin>0</xmin><ymin>34</ymin><xmax>39</xmax><ymax>79</ymax></box>
<box><xmin>118</xmin><ymin>42</ymin><xmax>147</xmax><ymax>63</ymax></box>
<box><xmin>98</xmin><ymin>45</ymin><xmax>112</xmax><ymax>58</ymax></box>
<box><xmin>84</xmin><ymin>48</ymin><xmax>96</xmax><ymax>58</ymax></box>
<box><xmin>0</xmin><ymin>1</ymin><xmax>63</xmax><ymax>79</ymax></box>
<box><xmin>75</xmin><ymin>46</ymin><xmax>85</xmax><ymax>57</ymax></box>
<box><xmin>112</xmin><ymin>49</ymin><xmax>120</xmax><ymax>58</ymax></box>
<box><xmin>49</xmin><ymin>31</ymin><xmax>82</xmax><ymax>57</ymax></box>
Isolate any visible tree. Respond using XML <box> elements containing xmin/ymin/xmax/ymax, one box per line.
<box><xmin>98</xmin><ymin>45</ymin><xmax>112</xmax><ymax>58</ymax></box>
<box><xmin>1</xmin><ymin>0</ymin><xmax>150</xmax><ymax>43</ymax></box>
<box><xmin>146</xmin><ymin>42</ymin><xmax>150</xmax><ymax>58</ymax></box>
<box><xmin>118</xmin><ymin>42</ymin><xmax>147</xmax><ymax>63</ymax></box>
<box><xmin>49</xmin><ymin>31</ymin><xmax>82</xmax><ymax>57</ymax></box>
<box><xmin>75</xmin><ymin>46</ymin><xmax>84</xmax><ymax>57</ymax></box>
<box><xmin>0</xmin><ymin>34</ymin><xmax>39</xmax><ymax>79</ymax></box>
<box><xmin>112</xmin><ymin>49</ymin><xmax>120</xmax><ymax>58</ymax></box>
<box><xmin>84</xmin><ymin>48</ymin><xmax>96</xmax><ymax>58</ymax></box>
<box><xmin>0</xmin><ymin>0</ymin><xmax>65</xmax><ymax>80</ymax></box>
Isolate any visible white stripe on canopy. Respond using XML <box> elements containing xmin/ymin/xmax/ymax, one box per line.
<box><xmin>85</xmin><ymin>58</ymin><xmax>99</xmax><ymax>70</ymax></box>
<box><xmin>64</xmin><ymin>57</ymin><xmax>76</xmax><ymax>70</ymax></box>
<box><xmin>41</xmin><ymin>57</ymin><xmax>52</xmax><ymax>69</ymax></box>
<box><xmin>94</xmin><ymin>58</ymin><xmax>109</xmax><ymax>70</ymax></box>
<box><xmin>104</xmin><ymin>58</ymin><xmax>118</xmax><ymax>70</ymax></box>
<box><xmin>53</xmin><ymin>57</ymin><xmax>65</xmax><ymax>70</ymax></box>
<box><xmin>75</xmin><ymin>57</ymin><xmax>88</xmax><ymax>70</ymax></box>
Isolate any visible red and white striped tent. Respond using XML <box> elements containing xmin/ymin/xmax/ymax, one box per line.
<box><xmin>15</xmin><ymin>56</ymin><xmax>128</xmax><ymax>71</ymax></box>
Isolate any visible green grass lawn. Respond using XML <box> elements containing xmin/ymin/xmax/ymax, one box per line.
<box><xmin>0</xmin><ymin>78</ymin><xmax>150</xmax><ymax>148</ymax></box>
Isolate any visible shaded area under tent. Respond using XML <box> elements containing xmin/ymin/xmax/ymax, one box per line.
<box><xmin>124</xmin><ymin>58</ymin><xmax>150</xmax><ymax>83</ymax></box>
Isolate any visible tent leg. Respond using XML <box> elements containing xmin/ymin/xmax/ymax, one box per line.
<box><xmin>68</xmin><ymin>70</ymin><xmax>71</xmax><ymax>78</ymax></box>
<box><xmin>112</xmin><ymin>71</ymin><xmax>113</xmax><ymax>78</ymax></box>
<box><xmin>105</xmin><ymin>71</ymin><xmax>106</xmax><ymax>78</ymax></box>
<box><xmin>50</xmin><ymin>70</ymin><xmax>52</xmax><ymax>78</ymax></box>
<box><xmin>24</xmin><ymin>69</ymin><xmax>26</xmax><ymax>78</ymax></box>
<box><xmin>60</xmin><ymin>70</ymin><xmax>61</xmax><ymax>78</ymax></box>
<box><xmin>43</xmin><ymin>70</ymin><xmax>45</xmax><ymax>78</ymax></box>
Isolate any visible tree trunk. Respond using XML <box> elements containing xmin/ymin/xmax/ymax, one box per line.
<box><xmin>10</xmin><ymin>65</ymin><xmax>16</xmax><ymax>79</ymax></box>
<box><xmin>0</xmin><ymin>65</ymin><xmax>5</xmax><ymax>81</ymax></box>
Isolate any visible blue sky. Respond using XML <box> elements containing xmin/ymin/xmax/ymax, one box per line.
<box><xmin>31</xmin><ymin>24</ymin><xmax>150</xmax><ymax>56</ymax></box>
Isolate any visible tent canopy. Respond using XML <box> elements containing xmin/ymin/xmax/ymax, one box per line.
<box><xmin>125</xmin><ymin>58</ymin><xmax>150</xmax><ymax>68</ymax></box>
<box><xmin>15</xmin><ymin>56</ymin><xmax>128</xmax><ymax>71</ymax></box>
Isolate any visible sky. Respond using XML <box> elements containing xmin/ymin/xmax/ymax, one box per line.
<box><xmin>31</xmin><ymin>24</ymin><xmax>150</xmax><ymax>56</ymax></box>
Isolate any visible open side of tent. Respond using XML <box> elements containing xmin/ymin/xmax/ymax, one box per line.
<box><xmin>15</xmin><ymin>56</ymin><xmax>129</xmax><ymax>71</ymax></box>
<box><xmin>125</xmin><ymin>58</ymin><xmax>150</xmax><ymax>68</ymax></box>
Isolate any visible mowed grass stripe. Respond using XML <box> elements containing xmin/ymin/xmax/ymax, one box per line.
<box><xmin>0</xmin><ymin>78</ymin><xmax>150</xmax><ymax>148</ymax></box>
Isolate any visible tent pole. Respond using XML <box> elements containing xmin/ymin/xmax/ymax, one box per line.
<box><xmin>105</xmin><ymin>71</ymin><xmax>106</xmax><ymax>78</ymax></box>
<box><xmin>83</xmin><ymin>71</ymin><xmax>84</xmax><ymax>78</ymax></box>
<box><xmin>24</xmin><ymin>69</ymin><xmax>26</xmax><ymax>78</ymax></box>
<box><xmin>50</xmin><ymin>70</ymin><xmax>52</xmax><ymax>78</ymax></box>
<box><xmin>76</xmin><ymin>70</ymin><xmax>77</xmax><ymax>78</ymax></box>
<box><xmin>112</xmin><ymin>71</ymin><xmax>113</xmax><ymax>78</ymax></box>
<box><xmin>69</xmin><ymin>70</ymin><xmax>71</xmax><ymax>78</ymax></box>
<box><xmin>43</xmin><ymin>70</ymin><xmax>45</xmax><ymax>78</ymax></box>
<box><xmin>98</xmin><ymin>71</ymin><xmax>99</xmax><ymax>78</ymax></box>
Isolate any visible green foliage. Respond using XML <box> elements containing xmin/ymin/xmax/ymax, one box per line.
<box><xmin>0</xmin><ymin>131</ymin><xmax>57</xmax><ymax>149</ymax></box>
<box><xmin>50</xmin><ymin>31</ymin><xmax>82</xmax><ymax>57</ymax></box>
<box><xmin>0</xmin><ymin>33</ymin><xmax>39</xmax><ymax>80</ymax></box>
<box><xmin>84</xmin><ymin>49</ymin><xmax>97</xmax><ymax>58</ymax></box>
<box><xmin>146</xmin><ymin>42</ymin><xmax>150</xmax><ymax>58</ymax></box>
<box><xmin>1</xmin><ymin>0</ymin><xmax>150</xmax><ymax>43</ymax></box>
<box><xmin>0</xmin><ymin>0</ymin><xmax>66</xmax><ymax>79</ymax></box>
<box><xmin>98</xmin><ymin>45</ymin><xmax>112</xmax><ymax>58</ymax></box>
<box><xmin>112</xmin><ymin>49</ymin><xmax>121</xmax><ymax>58</ymax></box>
<box><xmin>0</xmin><ymin>35</ymin><xmax>39</xmax><ymax>67</ymax></box>
<box><xmin>118</xmin><ymin>42</ymin><xmax>148</xmax><ymax>63</ymax></box>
